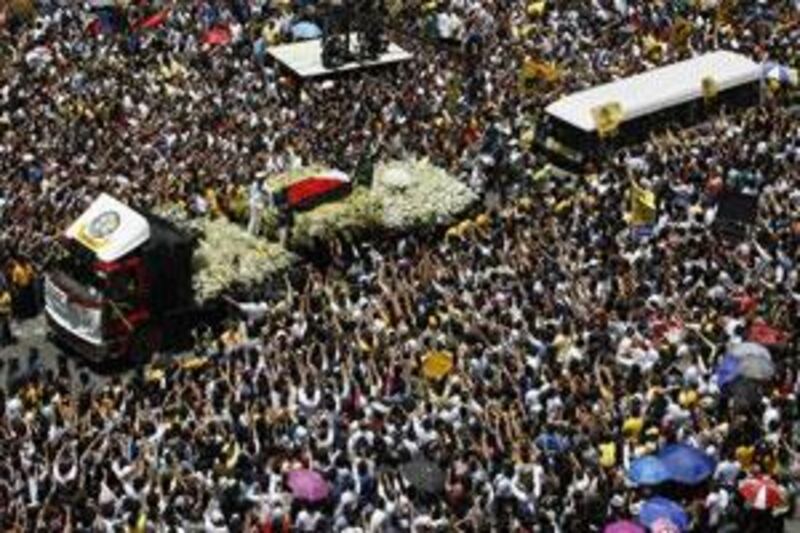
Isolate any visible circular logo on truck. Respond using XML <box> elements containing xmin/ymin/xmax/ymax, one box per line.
<box><xmin>87</xmin><ymin>211</ymin><xmax>121</xmax><ymax>240</ymax></box>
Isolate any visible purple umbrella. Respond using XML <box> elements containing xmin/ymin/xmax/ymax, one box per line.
<box><xmin>604</xmin><ymin>519</ymin><xmax>645</xmax><ymax>533</ymax></box>
<box><xmin>286</xmin><ymin>469</ymin><xmax>330</xmax><ymax>503</ymax></box>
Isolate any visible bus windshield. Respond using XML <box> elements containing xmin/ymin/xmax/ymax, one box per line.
<box><xmin>50</xmin><ymin>240</ymin><xmax>104</xmax><ymax>300</ymax></box>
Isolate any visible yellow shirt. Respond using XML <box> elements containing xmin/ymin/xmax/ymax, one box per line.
<box><xmin>599</xmin><ymin>442</ymin><xmax>616</xmax><ymax>468</ymax></box>
<box><xmin>205</xmin><ymin>188</ymin><xmax>221</xmax><ymax>217</ymax></box>
<box><xmin>736</xmin><ymin>446</ymin><xmax>755</xmax><ymax>470</ymax></box>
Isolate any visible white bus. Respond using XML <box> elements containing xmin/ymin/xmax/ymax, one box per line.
<box><xmin>537</xmin><ymin>50</ymin><xmax>762</xmax><ymax>171</ymax></box>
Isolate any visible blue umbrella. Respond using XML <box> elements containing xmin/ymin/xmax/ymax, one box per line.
<box><xmin>657</xmin><ymin>443</ymin><xmax>716</xmax><ymax>485</ymax></box>
<box><xmin>639</xmin><ymin>497</ymin><xmax>689</xmax><ymax>531</ymax></box>
<box><xmin>627</xmin><ymin>455</ymin><xmax>670</xmax><ymax>486</ymax></box>
<box><xmin>292</xmin><ymin>21</ymin><xmax>322</xmax><ymax>40</ymax></box>
<box><xmin>535</xmin><ymin>433</ymin><xmax>570</xmax><ymax>454</ymax></box>
<box><xmin>715</xmin><ymin>355</ymin><xmax>741</xmax><ymax>387</ymax></box>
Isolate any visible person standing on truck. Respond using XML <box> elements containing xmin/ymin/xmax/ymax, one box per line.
<box><xmin>9</xmin><ymin>255</ymin><xmax>36</xmax><ymax>319</ymax></box>
<box><xmin>247</xmin><ymin>179</ymin><xmax>265</xmax><ymax>236</ymax></box>
<box><xmin>0</xmin><ymin>277</ymin><xmax>13</xmax><ymax>347</ymax></box>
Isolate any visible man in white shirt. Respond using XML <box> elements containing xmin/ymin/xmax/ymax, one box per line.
<box><xmin>248</xmin><ymin>180</ymin><xmax>265</xmax><ymax>236</ymax></box>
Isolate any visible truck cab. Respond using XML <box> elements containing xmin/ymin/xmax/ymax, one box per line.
<box><xmin>45</xmin><ymin>194</ymin><xmax>195</xmax><ymax>363</ymax></box>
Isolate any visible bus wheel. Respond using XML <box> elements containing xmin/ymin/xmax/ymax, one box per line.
<box><xmin>128</xmin><ymin>325</ymin><xmax>160</xmax><ymax>366</ymax></box>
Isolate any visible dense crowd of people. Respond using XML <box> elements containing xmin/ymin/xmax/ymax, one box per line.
<box><xmin>0</xmin><ymin>0</ymin><xmax>799</xmax><ymax>531</ymax></box>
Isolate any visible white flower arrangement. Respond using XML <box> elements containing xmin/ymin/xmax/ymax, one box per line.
<box><xmin>290</xmin><ymin>187</ymin><xmax>382</xmax><ymax>248</ymax></box>
<box><xmin>154</xmin><ymin>159</ymin><xmax>476</xmax><ymax>296</ymax></box>
<box><xmin>270</xmin><ymin>159</ymin><xmax>477</xmax><ymax>245</ymax></box>
<box><xmin>373</xmin><ymin>158</ymin><xmax>478</xmax><ymax>230</ymax></box>
<box><xmin>191</xmin><ymin>217</ymin><xmax>297</xmax><ymax>302</ymax></box>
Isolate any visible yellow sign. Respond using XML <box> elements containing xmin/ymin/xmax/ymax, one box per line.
<box><xmin>74</xmin><ymin>210</ymin><xmax>120</xmax><ymax>252</ymax></box>
<box><xmin>519</xmin><ymin>58</ymin><xmax>559</xmax><ymax>92</ymax></box>
<box><xmin>527</xmin><ymin>1</ymin><xmax>546</xmax><ymax>17</ymax></box>
<box><xmin>702</xmin><ymin>77</ymin><xmax>719</xmax><ymax>101</ymax></box>
<box><xmin>629</xmin><ymin>182</ymin><xmax>656</xmax><ymax>226</ymax></box>
<box><xmin>422</xmin><ymin>350</ymin><xmax>454</xmax><ymax>380</ymax></box>
<box><xmin>591</xmin><ymin>102</ymin><xmax>624</xmax><ymax>137</ymax></box>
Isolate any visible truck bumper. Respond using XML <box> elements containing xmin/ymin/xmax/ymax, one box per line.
<box><xmin>46</xmin><ymin>314</ymin><xmax>121</xmax><ymax>362</ymax></box>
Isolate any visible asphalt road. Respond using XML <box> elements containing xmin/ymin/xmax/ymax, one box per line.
<box><xmin>0</xmin><ymin>314</ymin><xmax>129</xmax><ymax>390</ymax></box>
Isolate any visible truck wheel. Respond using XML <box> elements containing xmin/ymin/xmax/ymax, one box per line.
<box><xmin>128</xmin><ymin>326</ymin><xmax>160</xmax><ymax>366</ymax></box>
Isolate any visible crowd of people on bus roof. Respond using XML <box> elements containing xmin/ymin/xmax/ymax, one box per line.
<box><xmin>0</xmin><ymin>0</ymin><xmax>799</xmax><ymax>532</ymax></box>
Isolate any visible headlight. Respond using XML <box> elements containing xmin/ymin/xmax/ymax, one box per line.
<box><xmin>77</xmin><ymin>308</ymin><xmax>103</xmax><ymax>341</ymax></box>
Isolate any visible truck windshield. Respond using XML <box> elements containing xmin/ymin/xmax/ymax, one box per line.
<box><xmin>50</xmin><ymin>241</ymin><xmax>103</xmax><ymax>300</ymax></box>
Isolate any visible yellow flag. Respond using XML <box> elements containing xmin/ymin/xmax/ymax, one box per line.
<box><xmin>702</xmin><ymin>77</ymin><xmax>719</xmax><ymax>101</ymax></box>
<box><xmin>145</xmin><ymin>367</ymin><xmax>165</xmax><ymax>382</ymax></box>
<box><xmin>527</xmin><ymin>1</ymin><xmax>546</xmax><ymax>17</ymax></box>
<box><xmin>387</xmin><ymin>0</ymin><xmax>403</xmax><ymax>17</ymax></box>
<box><xmin>643</xmin><ymin>34</ymin><xmax>665</xmax><ymax>60</ymax></box>
<box><xmin>670</xmin><ymin>17</ymin><xmax>693</xmax><ymax>50</ymax></box>
<box><xmin>629</xmin><ymin>183</ymin><xmax>656</xmax><ymax>226</ymax></box>
<box><xmin>716</xmin><ymin>0</ymin><xmax>737</xmax><ymax>25</ymax></box>
<box><xmin>422</xmin><ymin>350</ymin><xmax>454</xmax><ymax>380</ymax></box>
<box><xmin>591</xmin><ymin>102</ymin><xmax>624</xmax><ymax>137</ymax></box>
<box><xmin>519</xmin><ymin>58</ymin><xmax>559</xmax><ymax>92</ymax></box>
<box><xmin>422</xmin><ymin>0</ymin><xmax>438</xmax><ymax>12</ymax></box>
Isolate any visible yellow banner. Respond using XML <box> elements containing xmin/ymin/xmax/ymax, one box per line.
<box><xmin>591</xmin><ymin>102</ymin><xmax>624</xmax><ymax>137</ymax></box>
<box><xmin>670</xmin><ymin>17</ymin><xmax>693</xmax><ymax>50</ymax></box>
<box><xmin>629</xmin><ymin>183</ymin><xmax>656</xmax><ymax>226</ymax></box>
<box><xmin>643</xmin><ymin>34</ymin><xmax>666</xmax><ymax>60</ymax></box>
<box><xmin>519</xmin><ymin>58</ymin><xmax>559</xmax><ymax>91</ymax></box>
<box><xmin>702</xmin><ymin>77</ymin><xmax>719</xmax><ymax>101</ymax></box>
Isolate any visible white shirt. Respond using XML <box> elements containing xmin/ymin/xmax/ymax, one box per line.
<box><xmin>705</xmin><ymin>488</ymin><xmax>730</xmax><ymax>526</ymax></box>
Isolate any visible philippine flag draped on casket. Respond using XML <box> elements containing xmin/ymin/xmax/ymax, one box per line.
<box><xmin>285</xmin><ymin>171</ymin><xmax>351</xmax><ymax>211</ymax></box>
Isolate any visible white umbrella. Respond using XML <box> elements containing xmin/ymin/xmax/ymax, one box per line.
<box><xmin>765</xmin><ymin>64</ymin><xmax>799</xmax><ymax>86</ymax></box>
<box><xmin>727</xmin><ymin>342</ymin><xmax>774</xmax><ymax>381</ymax></box>
<box><xmin>727</xmin><ymin>342</ymin><xmax>771</xmax><ymax>361</ymax></box>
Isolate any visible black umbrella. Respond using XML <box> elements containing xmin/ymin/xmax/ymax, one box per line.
<box><xmin>723</xmin><ymin>379</ymin><xmax>763</xmax><ymax>412</ymax></box>
<box><xmin>400</xmin><ymin>458</ymin><xmax>446</xmax><ymax>494</ymax></box>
